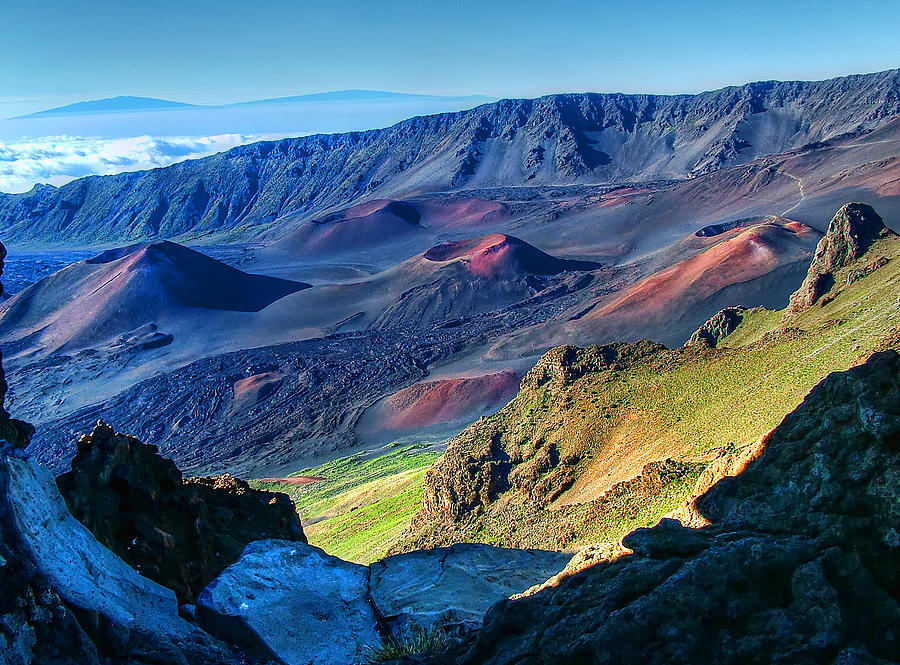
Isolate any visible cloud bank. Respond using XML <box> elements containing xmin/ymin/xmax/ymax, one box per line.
<box><xmin>0</xmin><ymin>134</ymin><xmax>270</xmax><ymax>193</ymax></box>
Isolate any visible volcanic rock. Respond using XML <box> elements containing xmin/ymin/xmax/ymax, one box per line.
<box><xmin>522</xmin><ymin>341</ymin><xmax>666</xmax><ymax>390</ymax></box>
<box><xmin>3</xmin><ymin>452</ymin><xmax>235</xmax><ymax>664</ymax></box>
<box><xmin>448</xmin><ymin>350</ymin><xmax>900</xmax><ymax>665</ymax></box>
<box><xmin>687</xmin><ymin>306</ymin><xmax>748</xmax><ymax>348</ymax></box>
<box><xmin>788</xmin><ymin>203</ymin><xmax>896</xmax><ymax>312</ymax></box>
<box><xmin>196</xmin><ymin>540</ymin><xmax>381</xmax><ymax>665</ymax></box>
<box><xmin>368</xmin><ymin>544</ymin><xmax>572</xmax><ymax>639</ymax></box>
<box><xmin>57</xmin><ymin>421</ymin><xmax>305</xmax><ymax>603</ymax></box>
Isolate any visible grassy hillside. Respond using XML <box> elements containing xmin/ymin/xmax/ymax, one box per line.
<box><xmin>393</xmin><ymin>220</ymin><xmax>899</xmax><ymax>554</ymax></box>
<box><xmin>253</xmin><ymin>209</ymin><xmax>898</xmax><ymax>561</ymax></box>
<box><xmin>252</xmin><ymin>444</ymin><xmax>441</xmax><ymax>563</ymax></box>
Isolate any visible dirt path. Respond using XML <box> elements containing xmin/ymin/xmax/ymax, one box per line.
<box><xmin>256</xmin><ymin>476</ymin><xmax>325</xmax><ymax>485</ymax></box>
<box><xmin>777</xmin><ymin>167</ymin><xmax>805</xmax><ymax>216</ymax></box>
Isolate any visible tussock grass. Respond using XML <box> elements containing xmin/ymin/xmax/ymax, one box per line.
<box><xmin>363</xmin><ymin>626</ymin><xmax>451</xmax><ymax>664</ymax></box>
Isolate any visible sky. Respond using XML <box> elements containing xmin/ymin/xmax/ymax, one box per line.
<box><xmin>2</xmin><ymin>0</ymin><xmax>898</xmax><ymax>117</ymax></box>
<box><xmin>0</xmin><ymin>0</ymin><xmax>898</xmax><ymax>193</ymax></box>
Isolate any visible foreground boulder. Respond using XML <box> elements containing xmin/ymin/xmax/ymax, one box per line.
<box><xmin>445</xmin><ymin>350</ymin><xmax>900</xmax><ymax>665</ymax></box>
<box><xmin>57</xmin><ymin>420</ymin><xmax>305</xmax><ymax>603</ymax></box>
<box><xmin>197</xmin><ymin>540</ymin><xmax>381</xmax><ymax>665</ymax></box>
<box><xmin>1</xmin><ymin>446</ymin><xmax>237</xmax><ymax>664</ymax></box>
<box><xmin>196</xmin><ymin>540</ymin><xmax>578</xmax><ymax>663</ymax></box>
<box><xmin>369</xmin><ymin>544</ymin><xmax>572</xmax><ymax>638</ymax></box>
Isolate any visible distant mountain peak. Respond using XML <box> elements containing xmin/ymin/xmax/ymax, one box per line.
<box><xmin>18</xmin><ymin>96</ymin><xmax>198</xmax><ymax>118</ymax></box>
<box><xmin>224</xmin><ymin>89</ymin><xmax>495</xmax><ymax>108</ymax></box>
<box><xmin>15</xmin><ymin>91</ymin><xmax>494</xmax><ymax>119</ymax></box>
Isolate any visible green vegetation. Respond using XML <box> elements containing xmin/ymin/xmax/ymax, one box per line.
<box><xmin>577</xmin><ymin>464</ymin><xmax>704</xmax><ymax>544</ymax></box>
<box><xmin>396</xmin><ymin>232</ymin><xmax>900</xmax><ymax>553</ymax></box>
<box><xmin>252</xmin><ymin>444</ymin><xmax>441</xmax><ymax>563</ymax></box>
<box><xmin>596</xmin><ymin>238</ymin><xmax>899</xmax><ymax>458</ymax></box>
<box><xmin>260</xmin><ymin>233</ymin><xmax>900</xmax><ymax>559</ymax></box>
<box><xmin>363</xmin><ymin>625</ymin><xmax>451</xmax><ymax>664</ymax></box>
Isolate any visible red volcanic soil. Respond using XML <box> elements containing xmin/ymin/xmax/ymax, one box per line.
<box><xmin>415</xmin><ymin>197</ymin><xmax>511</xmax><ymax>230</ymax></box>
<box><xmin>586</xmin><ymin>221</ymin><xmax>817</xmax><ymax>326</ymax></box>
<box><xmin>273</xmin><ymin>199</ymin><xmax>424</xmax><ymax>256</ymax></box>
<box><xmin>381</xmin><ymin>371</ymin><xmax>521</xmax><ymax>431</ymax></box>
<box><xmin>233</xmin><ymin>371</ymin><xmax>283</xmax><ymax>409</ymax></box>
<box><xmin>270</xmin><ymin>197</ymin><xmax>510</xmax><ymax>258</ymax></box>
<box><xmin>784</xmin><ymin>221</ymin><xmax>813</xmax><ymax>234</ymax></box>
<box><xmin>424</xmin><ymin>234</ymin><xmax>600</xmax><ymax>279</ymax></box>
<box><xmin>256</xmin><ymin>476</ymin><xmax>325</xmax><ymax>485</ymax></box>
<box><xmin>0</xmin><ymin>241</ymin><xmax>308</xmax><ymax>352</ymax></box>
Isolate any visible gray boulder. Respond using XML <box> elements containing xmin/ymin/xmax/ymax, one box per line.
<box><xmin>197</xmin><ymin>540</ymin><xmax>381</xmax><ymax>665</ymax></box>
<box><xmin>3</xmin><ymin>451</ymin><xmax>233</xmax><ymax>664</ymax></box>
<box><xmin>369</xmin><ymin>543</ymin><xmax>572</xmax><ymax>638</ymax></box>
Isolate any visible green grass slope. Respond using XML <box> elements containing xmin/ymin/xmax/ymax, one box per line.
<box><xmin>392</xmin><ymin>212</ymin><xmax>899</xmax><ymax>554</ymax></box>
<box><xmin>252</xmin><ymin>444</ymin><xmax>440</xmax><ymax>563</ymax></box>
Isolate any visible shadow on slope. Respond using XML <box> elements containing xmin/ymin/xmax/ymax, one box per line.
<box><xmin>0</xmin><ymin>240</ymin><xmax>309</xmax><ymax>353</ymax></box>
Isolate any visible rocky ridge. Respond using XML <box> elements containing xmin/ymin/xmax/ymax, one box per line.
<box><xmin>57</xmin><ymin>420</ymin><xmax>305</xmax><ymax>603</ymax></box>
<box><xmin>687</xmin><ymin>305</ymin><xmax>749</xmax><ymax>347</ymax></box>
<box><xmin>446</xmin><ymin>349</ymin><xmax>900</xmax><ymax>665</ymax></box>
<box><xmin>392</xmin><ymin>203</ymin><xmax>900</xmax><ymax>555</ymax></box>
<box><xmin>1</xmin><ymin>69</ymin><xmax>897</xmax><ymax>244</ymax></box>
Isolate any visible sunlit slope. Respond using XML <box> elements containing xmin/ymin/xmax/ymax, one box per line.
<box><xmin>252</xmin><ymin>444</ymin><xmax>440</xmax><ymax>563</ymax></box>
<box><xmin>393</xmin><ymin>221</ymin><xmax>899</xmax><ymax>553</ymax></box>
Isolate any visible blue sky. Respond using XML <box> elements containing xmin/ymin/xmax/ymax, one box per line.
<box><xmin>2</xmin><ymin>0</ymin><xmax>898</xmax><ymax>117</ymax></box>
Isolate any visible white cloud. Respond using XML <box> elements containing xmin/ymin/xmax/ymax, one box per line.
<box><xmin>0</xmin><ymin>134</ymin><xmax>272</xmax><ymax>194</ymax></box>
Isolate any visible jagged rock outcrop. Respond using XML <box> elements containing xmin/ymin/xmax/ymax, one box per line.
<box><xmin>521</xmin><ymin>340</ymin><xmax>666</xmax><ymax>390</ymax></box>
<box><xmin>57</xmin><ymin>421</ymin><xmax>305</xmax><ymax>603</ymax></box>
<box><xmin>3</xmin><ymin>451</ymin><xmax>238</xmax><ymax>665</ymax></box>
<box><xmin>446</xmin><ymin>350</ymin><xmax>900</xmax><ymax>665</ymax></box>
<box><xmin>369</xmin><ymin>544</ymin><xmax>571</xmax><ymax>639</ymax></box>
<box><xmin>196</xmin><ymin>540</ymin><xmax>382</xmax><ymax>665</ymax></box>
<box><xmin>1</xmin><ymin>70</ymin><xmax>897</xmax><ymax>245</ymax></box>
<box><xmin>0</xmin><ymin>242</ymin><xmax>34</xmax><ymax>450</ymax></box>
<box><xmin>788</xmin><ymin>203</ymin><xmax>897</xmax><ymax>312</ymax></box>
<box><xmin>687</xmin><ymin>306</ymin><xmax>748</xmax><ymax>348</ymax></box>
